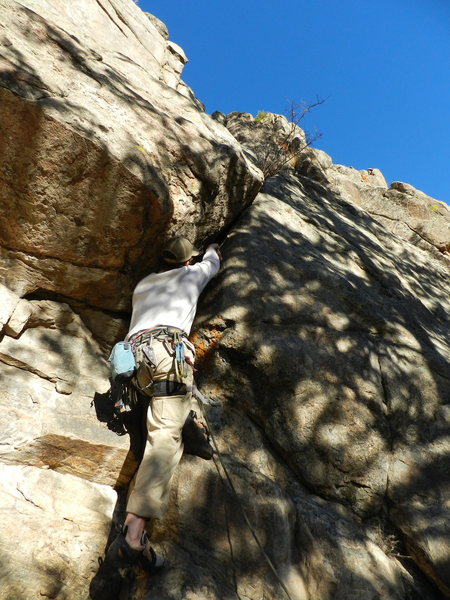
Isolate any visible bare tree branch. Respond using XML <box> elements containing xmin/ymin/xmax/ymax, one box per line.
<box><xmin>253</xmin><ymin>97</ymin><xmax>327</xmax><ymax>178</ymax></box>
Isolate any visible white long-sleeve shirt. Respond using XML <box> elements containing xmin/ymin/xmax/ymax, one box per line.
<box><xmin>127</xmin><ymin>247</ymin><xmax>220</xmax><ymax>339</ymax></box>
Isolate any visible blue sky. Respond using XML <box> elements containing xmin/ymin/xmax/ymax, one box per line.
<box><xmin>138</xmin><ymin>0</ymin><xmax>449</xmax><ymax>204</ymax></box>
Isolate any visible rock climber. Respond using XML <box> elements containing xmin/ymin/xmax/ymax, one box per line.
<box><xmin>105</xmin><ymin>235</ymin><xmax>221</xmax><ymax>572</ymax></box>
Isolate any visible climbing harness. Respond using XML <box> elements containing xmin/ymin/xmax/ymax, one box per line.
<box><xmin>100</xmin><ymin>329</ymin><xmax>215</xmax><ymax>459</ymax></box>
<box><xmin>128</xmin><ymin>326</ymin><xmax>195</xmax><ymax>396</ymax></box>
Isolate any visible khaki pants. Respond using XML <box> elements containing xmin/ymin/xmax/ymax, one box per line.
<box><xmin>126</xmin><ymin>336</ymin><xmax>194</xmax><ymax>519</ymax></box>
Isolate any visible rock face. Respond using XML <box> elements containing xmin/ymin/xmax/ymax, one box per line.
<box><xmin>192</xmin><ymin>170</ymin><xmax>449</xmax><ymax>598</ymax></box>
<box><xmin>0</xmin><ymin>2</ymin><xmax>449</xmax><ymax>600</ymax></box>
<box><xmin>0</xmin><ymin>0</ymin><xmax>262</xmax><ymax>314</ymax></box>
<box><xmin>222</xmin><ymin>111</ymin><xmax>449</xmax><ymax>264</ymax></box>
<box><xmin>299</xmin><ymin>150</ymin><xmax>450</xmax><ymax>262</ymax></box>
<box><xmin>0</xmin><ymin>464</ymin><xmax>116</xmax><ymax>600</ymax></box>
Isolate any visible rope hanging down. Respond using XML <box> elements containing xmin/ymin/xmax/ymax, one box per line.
<box><xmin>194</xmin><ymin>388</ymin><xmax>296</xmax><ymax>600</ymax></box>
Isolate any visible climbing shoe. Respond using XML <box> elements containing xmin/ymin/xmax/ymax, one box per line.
<box><xmin>182</xmin><ymin>410</ymin><xmax>213</xmax><ymax>460</ymax></box>
<box><xmin>105</xmin><ymin>526</ymin><xmax>165</xmax><ymax>574</ymax></box>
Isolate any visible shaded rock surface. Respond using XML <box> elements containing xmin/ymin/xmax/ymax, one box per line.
<box><xmin>0</xmin><ymin>2</ymin><xmax>449</xmax><ymax>600</ymax></box>
<box><xmin>193</xmin><ymin>170</ymin><xmax>449</xmax><ymax>599</ymax></box>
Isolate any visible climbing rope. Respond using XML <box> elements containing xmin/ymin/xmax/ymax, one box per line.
<box><xmin>199</xmin><ymin>399</ymin><xmax>296</xmax><ymax>600</ymax></box>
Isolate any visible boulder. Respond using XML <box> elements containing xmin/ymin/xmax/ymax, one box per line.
<box><xmin>295</xmin><ymin>146</ymin><xmax>333</xmax><ymax>183</ymax></box>
<box><xmin>224</xmin><ymin>111</ymin><xmax>307</xmax><ymax>177</ymax></box>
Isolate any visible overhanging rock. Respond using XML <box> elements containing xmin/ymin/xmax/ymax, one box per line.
<box><xmin>0</xmin><ymin>0</ymin><xmax>262</xmax><ymax>312</ymax></box>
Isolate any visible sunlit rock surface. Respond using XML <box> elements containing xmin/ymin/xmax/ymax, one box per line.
<box><xmin>0</xmin><ymin>0</ymin><xmax>262</xmax><ymax>315</ymax></box>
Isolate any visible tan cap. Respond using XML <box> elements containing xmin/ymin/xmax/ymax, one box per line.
<box><xmin>161</xmin><ymin>236</ymin><xmax>201</xmax><ymax>264</ymax></box>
